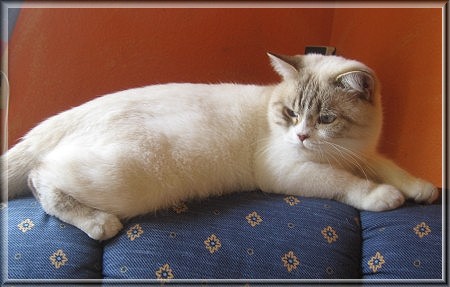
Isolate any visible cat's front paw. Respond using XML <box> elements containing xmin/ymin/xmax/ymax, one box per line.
<box><xmin>82</xmin><ymin>212</ymin><xmax>123</xmax><ymax>241</ymax></box>
<box><xmin>362</xmin><ymin>184</ymin><xmax>405</xmax><ymax>212</ymax></box>
<box><xmin>404</xmin><ymin>179</ymin><xmax>439</xmax><ymax>204</ymax></box>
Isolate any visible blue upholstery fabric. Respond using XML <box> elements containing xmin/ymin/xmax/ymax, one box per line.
<box><xmin>4</xmin><ymin>192</ymin><xmax>443</xmax><ymax>283</ymax></box>
<box><xmin>360</xmin><ymin>202</ymin><xmax>442</xmax><ymax>279</ymax></box>
<box><xmin>103</xmin><ymin>191</ymin><xmax>362</xmax><ymax>280</ymax></box>
<box><xmin>6</xmin><ymin>197</ymin><xmax>103</xmax><ymax>280</ymax></box>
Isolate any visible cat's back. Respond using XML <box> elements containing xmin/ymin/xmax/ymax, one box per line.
<box><xmin>83</xmin><ymin>82</ymin><xmax>267</xmax><ymax>110</ymax></box>
<box><xmin>26</xmin><ymin>83</ymin><xmax>271</xmax><ymax>142</ymax></box>
<box><xmin>66</xmin><ymin>83</ymin><xmax>268</xmax><ymax>123</ymax></box>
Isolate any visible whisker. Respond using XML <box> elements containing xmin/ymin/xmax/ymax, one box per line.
<box><xmin>321</xmin><ymin>140</ymin><xmax>378</xmax><ymax>181</ymax></box>
<box><xmin>318</xmin><ymin>144</ymin><xmax>334</xmax><ymax>170</ymax></box>
<box><xmin>321</xmin><ymin>144</ymin><xmax>346</xmax><ymax>170</ymax></box>
<box><xmin>332</xmin><ymin>143</ymin><xmax>378</xmax><ymax>177</ymax></box>
<box><xmin>324</xmin><ymin>141</ymin><xmax>369</xmax><ymax>180</ymax></box>
<box><xmin>253</xmin><ymin>135</ymin><xmax>379</xmax><ymax>184</ymax></box>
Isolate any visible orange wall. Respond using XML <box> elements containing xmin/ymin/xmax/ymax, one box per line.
<box><xmin>8</xmin><ymin>8</ymin><xmax>333</xmax><ymax>147</ymax></box>
<box><xmin>7</xmin><ymin>8</ymin><xmax>442</xmax><ymax>186</ymax></box>
<box><xmin>330</xmin><ymin>8</ymin><xmax>442</xmax><ymax>186</ymax></box>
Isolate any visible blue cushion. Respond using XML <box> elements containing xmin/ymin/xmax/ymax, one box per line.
<box><xmin>103</xmin><ymin>191</ymin><xmax>362</xmax><ymax>280</ymax></box>
<box><xmin>5</xmin><ymin>196</ymin><xmax>103</xmax><ymax>280</ymax></box>
<box><xmin>360</xmin><ymin>202</ymin><xmax>442</xmax><ymax>279</ymax></box>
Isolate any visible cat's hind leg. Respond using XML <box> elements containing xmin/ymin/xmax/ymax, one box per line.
<box><xmin>28</xmin><ymin>169</ymin><xmax>123</xmax><ymax>241</ymax></box>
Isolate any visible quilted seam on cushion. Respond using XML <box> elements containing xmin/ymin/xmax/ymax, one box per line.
<box><xmin>102</xmin><ymin>191</ymin><xmax>362</xmax><ymax>280</ymax></box>
<box><xmin>360</xmin><ymin>202</ymin><xmax>442</xmax><ymax>280</ymax></box>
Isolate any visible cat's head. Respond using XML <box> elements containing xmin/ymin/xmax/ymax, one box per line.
<box><xmin>267</xmin><ymin>53</ymin><xmax>382</xmax><ymax>161</ymax></box>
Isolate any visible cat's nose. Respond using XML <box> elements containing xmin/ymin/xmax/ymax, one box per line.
<box><xmin>298</xmin><ymin>134</ymin><xmax>310</xmax><ymax>142</ymax></box>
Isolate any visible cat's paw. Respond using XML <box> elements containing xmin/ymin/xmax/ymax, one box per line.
<box><xmin>362</xmin><ymin>184</ymin><xmax>405</xmax><ymax>212</ymax></box>
<box><xmin>82</xmin><ymin>212</ymin><xmax>123</xmax><ymax>241</ymax></box>
<box><xmin>404</xmin><ymin>179</ymin><xmax>439</xmax><ymax>204</ymax></box>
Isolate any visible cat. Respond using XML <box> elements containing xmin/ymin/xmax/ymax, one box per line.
<box><xmin>3</xmin><ymin>53</ymin><xmax>439</xmax><ymax>240</ymax></box>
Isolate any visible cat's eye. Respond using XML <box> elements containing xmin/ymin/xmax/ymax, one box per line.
<box><xmin>318</xmin><ymin>114</ymin><xmax>336</xmax><ymax>124</ymax></box>
<box><xmin>284</xmin><ymin>107</ymin><xmax>298</xmax><ymax>118</ymax></box>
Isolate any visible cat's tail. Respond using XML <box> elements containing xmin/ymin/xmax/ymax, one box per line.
<box><xmin>2</xmin><ymin>139</ymin><xmax>39</xmax><ymax>199</ymax></box>
<box><xmin>2</xmin><ymin>115</ymin><xmax>67</xmax><ymax>199</ymax></box>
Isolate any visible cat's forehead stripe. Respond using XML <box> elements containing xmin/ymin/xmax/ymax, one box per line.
<box><xmin>292</xmin><ymin>84</ymin><xmax>301</xmax><ymax>111</ymax></box>
<box><xmin>298</xmin><ymin>76</ymin><xmax>320</xmax><ymax>112</ymax></box>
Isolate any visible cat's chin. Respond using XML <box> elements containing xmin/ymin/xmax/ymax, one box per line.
<box><xmin>296</xmin><ymin>140</ymin><xmax>319</xmax><ymax>154</ymax></box>
<box><xmin>295</xmin><ymin>140</ymin><xmax>329</xmax><ymax>161</ymax></box>
<box><xmin>298</xmin><ymin>139</ymin><xmax>319</xmax><ymax>150</ymax></box>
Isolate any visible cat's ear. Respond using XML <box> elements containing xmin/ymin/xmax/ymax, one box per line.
<box><xmin>267</xmin><ymin>52</ymin><xmax>300</xmax><ymax>80</ymax></box>
<box><xmin>335</xmin><ymin>70</ymin><xmax>375</xmax><ymax>102</ymax></box>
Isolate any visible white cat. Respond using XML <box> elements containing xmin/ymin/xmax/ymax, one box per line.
<box><xmin>3</xmin><ymin>53</ymin><xmax>438</xmax><ymax>240</ymax></box>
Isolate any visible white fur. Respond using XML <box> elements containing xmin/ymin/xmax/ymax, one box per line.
<box><xmin>3</xmin><ymin>54</ymin><xmax>438</xmax><ymax>240</ymax></box>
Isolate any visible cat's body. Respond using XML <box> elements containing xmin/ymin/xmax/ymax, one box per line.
<box><xmin>4</xmin><ymin>53</ymin><xmax>438</xmax><ymax>240</ymax></box>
